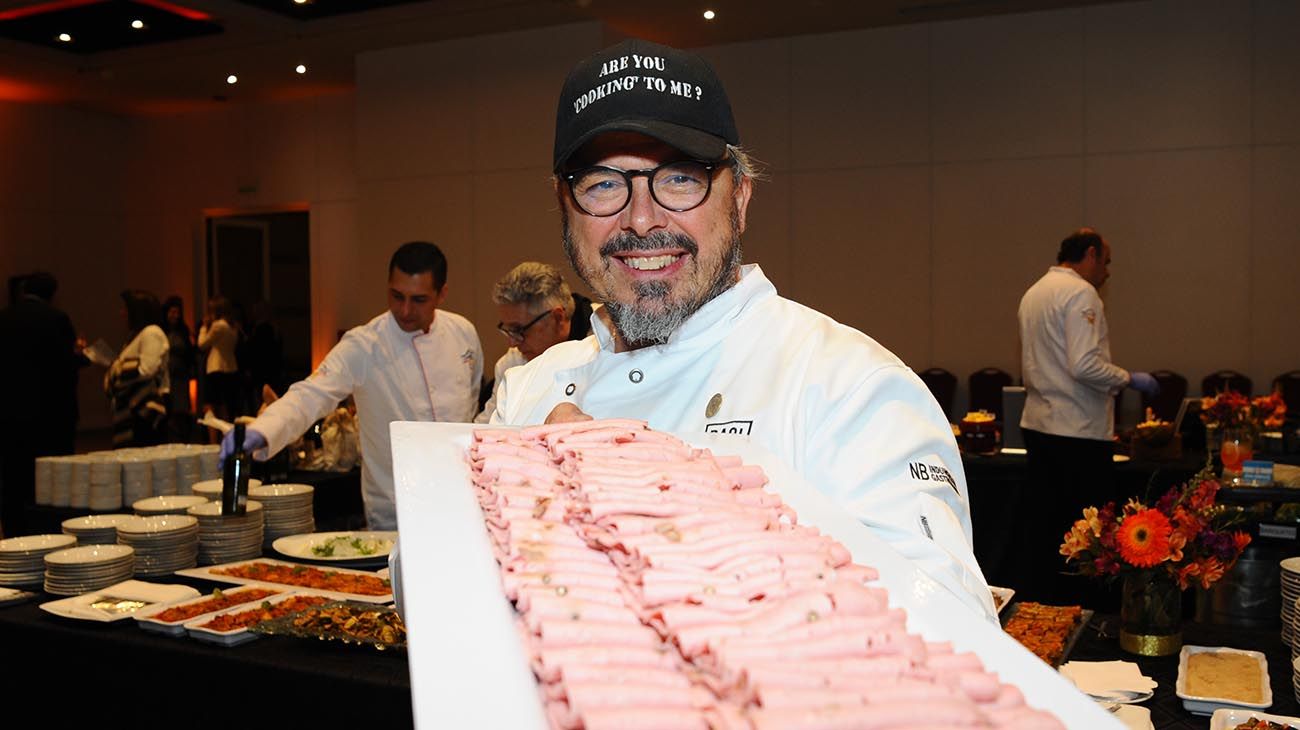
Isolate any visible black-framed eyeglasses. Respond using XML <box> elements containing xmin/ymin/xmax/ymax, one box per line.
<box><xmin>564</xmin><ymin>159</ymin><xmax>719</xmax><ymax>217</ymax></box>
<box><xmin>496</xmin><ymin>309</ymin><xmax>550</xmax><ymax>341</ymax></box>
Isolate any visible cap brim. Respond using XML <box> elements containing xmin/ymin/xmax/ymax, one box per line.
<box><xmin>554</xmin><ymin>119</ymin><xmax>729</xmax><ymax>172</ymax></box>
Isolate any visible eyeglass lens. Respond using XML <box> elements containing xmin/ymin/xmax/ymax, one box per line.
<box><xmin>497</xmin><ymin>309</ymin><xmax>549</xmax><ymax>340</ymax></box>
<box><xmin>569</xmin><ymin>160</ymin><xmax>713</xmax><ymax>217</ymax></box>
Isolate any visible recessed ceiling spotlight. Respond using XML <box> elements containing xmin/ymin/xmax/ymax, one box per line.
<box><xmin>57</xmin><ymin>32</ymin><xmax>72</xmax><ymax>42</ymax></box>
<box><xmin>295</xmin><ymin>64</ymin><xmax>307</xmax><ymax>74</ymax></box>
<box><xmin>226</xmin><ymin>74</ymin><xmax>238</xmax><ymax>84</ymax></box>
<box><xmin>703</xmin><ymin>9</ymin><xmax>716</xmax><ymax>20</ymax></box>
<box><xmin>293</xmin><ymin>0</ymin><xmax>309</xmax><ymax>5</ymax></box>
<box><xmin>131</xmin><ymin>19</ymin><xmax>145</xmax><ymax>29</ymax></box>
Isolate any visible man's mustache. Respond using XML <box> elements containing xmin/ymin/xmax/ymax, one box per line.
<box><xmin>599</xmin><ymin>230</ymin><xmax>698</xmax><ymax>259</ymax></box>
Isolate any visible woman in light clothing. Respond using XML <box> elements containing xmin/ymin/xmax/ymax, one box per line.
<box><xmin>106</xmin><ymin>290</ymin><xmax>169</xmax><ymax>447</ymax></box>
<box><xmin>198</xmin><ymin>295</ymin><xmax>240</xmax><ymax>424</ymax></box>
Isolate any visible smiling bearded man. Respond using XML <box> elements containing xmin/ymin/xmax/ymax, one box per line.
<box><xmin>486</xmin><ymin>38</ymin><xmax>998</xmax><ymax>620</ymax></box>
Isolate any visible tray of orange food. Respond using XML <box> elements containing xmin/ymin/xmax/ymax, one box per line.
<box><xmin>1001</xmin><ymin>601</ymin><xmax>1092</xmax><ymax>668</ymax></box>
<box><xmin>184</xmin><ymin>591</ymin><xmax>336</xmax><ymax>646</ymax></box>
<box><xmin>176</xmin><ymin>558</ymin><xmax>393</xmax><ymax>603</ymax></box>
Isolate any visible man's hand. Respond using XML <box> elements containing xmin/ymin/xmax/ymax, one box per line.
<box><xmin>218</xmin><ymin>426</ymin><xmax>268</xmax><ymax>468</ymax></box>
<box><xmin>1128</xmin><ymin>371</ymin><xmax>1160</xmax><ymax>397</ymax></box>
<box><xmin>545</xmin><ymin>402</ymin><xmax>593</xmax><ymax>425</ymax></box>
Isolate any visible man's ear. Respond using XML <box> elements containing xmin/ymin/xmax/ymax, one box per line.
<box><xmin>733</xmin><ymin>174</ymin><xmax>753</xmax><ymax>235</ymax></box>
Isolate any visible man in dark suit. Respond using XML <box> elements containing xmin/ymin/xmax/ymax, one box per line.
<box><xmin>0</xmin><ymin>272</ymin><xmax>88</xmax><ymax>537</ymax></box>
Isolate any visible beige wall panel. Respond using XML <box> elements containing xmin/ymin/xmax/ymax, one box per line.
<box><xmin>1254</xmin><ymin>0</ymin><xmax>1300</xmax><ymax>145</ymax></box>
<box><xmin>1085</xmin><ymin>0</ymin><xmax>1250</xmax><ymax>153</ymax></box>
<box><xmin>0</xmin><ymin>206</ymin><xmax>55</xmax><ymax>283</ymax></box>
<box><xmin>932</xmin><ymin>157</ymin><xmax>1084</xmax><ymax>413</ymax></box>
<box><xmin>314</xmin><ymin>93</ymin><xmax>358</xmax><ymax>203</ymax></box>
<box><xmin>932</xmin><ymin>9</ymin><xmax>1084</xmax><ymax>162</ymax></box>
<box><xmin>789</xmin><ymin>25</ymin><xmax>930</xmax><ymax>169</ymax></box>
<box><xmin>356</xmin><ymin>36</ymin><xmax>477</xmax><ymax>180</ymax></box>
<box><xmin>236</xmin><ymin>100</ymin><xmax>318</xmax><ymax>206</ymax></box>
<box><xmin>51</xmin><ymin>107</ymin><xmax>129</xmax><ymax>214</ymax></box>
<box><xmin>1250</xmin><ymin>145</ymin><xmax>1300</xmax><ymax>386</ymax></box>
<box><xmin>0</xmin><ymin>102</ymin><xmax>55</xmax><ymax>210</ymax></box>
<box><xmin>309</xmin><ymin>200</ymin><xmax>361</xmax><ymax>364</ymax></box>
<box><xmin>701</xmin><ymin>38</ymin><xmax>793</xmax><ymax>172</ymax></box>
<box><xmin>789</xmin><ymin>165</ymin><xmax>931</xmax><ymax>368</ymax></box>
<box><xmin>740</xmin><ymin>173</ymin><xmax>793</xmax><ymax>296</ymax></box>
<box><xmin>1085</xmin><ymin>148</ymin><xmax>1251</xmax><ymax>388</ymax></box>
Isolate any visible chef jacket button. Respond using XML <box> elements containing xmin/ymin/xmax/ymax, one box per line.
<box><xmin>564</xmin><ymin>383</ymin><xmax>576</xmax><ymax>396</ymax></box>
<box><xmin>629</xmin><ymin>369</ymin><xmax>644</xmax><ymax>384</ymax></box>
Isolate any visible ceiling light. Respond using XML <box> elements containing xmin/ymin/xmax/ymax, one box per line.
<box><xmin>293</xmin><ymin>0</ymin><xmax>309</xmax><ymax>4</ymax></box>
<box><xmin>57</xmin><ymin>32</ymin><xmax>72</xmax><ymax>42</ymax></box>
<box><xmin>703</xmin><ymin>9</ymin><xmax>715</xmax><ymax>20</ymax></box>
<box><xmin>295</xmin><ymin>64</ymin><xmax>307</xmax><ymax>74</ymax></box>
<box><xmin>131</xmin><ymin>19</ymin><xmax>144</xmax><ymax>29</ymax></box>
<box><xmin>226</xmin><ymin>74</ymin><xmax>238</xmax><ymax>84</ymax></box>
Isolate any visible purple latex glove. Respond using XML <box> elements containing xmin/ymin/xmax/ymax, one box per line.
<box><xmin>218</xmin><ymin>426</ymin><xmax>268</xmax><ymax>469</ymax></box>
<box><xmin>1128</xmin><ymin>372</ymin><xmax>1160</xmax><ymax>397</ymax></box>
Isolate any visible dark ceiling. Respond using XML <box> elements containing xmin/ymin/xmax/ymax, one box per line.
<box><xmin>0</xmin><ymin>0</ymin><xmax>1135</xmax><ymax>114</ymax></box>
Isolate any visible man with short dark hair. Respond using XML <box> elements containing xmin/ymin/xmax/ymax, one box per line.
<box><xmin>491</xmin><ymin>39</ymin><xmax>995</xmax><ymax>618</ymax></box>
<box><xmin>221</xmin><ymin>241</ymin><xmax>482</xmax><ymax>529</ymax></box>
<box><xmin>1017</xmin><ymin>227</ymin><xmax>1158</xmax><ymax>602</ymax></box>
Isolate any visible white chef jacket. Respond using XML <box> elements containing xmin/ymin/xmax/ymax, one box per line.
<box><xmin>474</xmin><ymin>347</ymin><xmax>527</xmax><ymax>425</ymax></box>
<box><xmin>251</xmin><ymin>310</ymin><xmax>482</xmax><ymax>529</ymax></box>
<box><xmin>492</xmin><ymin>264</ymin><xmax>996</xmax><ymax>620</ymax></box>
<box><xmin>1018</xmin><ymin>266</ymin><xmax>1130</xmax><ymax>441</ymax></box>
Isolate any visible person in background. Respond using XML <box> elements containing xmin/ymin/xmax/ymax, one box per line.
<box><xmin>244</xmin><ymin>300</ymin><xmax>286</xmax><ymax>408</ymax></box>
<box><xmin>0</xmin><ymin>271</ymin><xmax>88</xmax><ymax>537</ymax></box>
<box><xmin>475</xmin><ymin>261</ymin><xmax>593</xmax><ymax>424</ymax></box>
<box><xmin>1016</xmin><ymin>227</ymin><xmax>1159</xmax><ymax>603</ymax></box>
<box><xmin>219</xmin><ymin>241</ymin><xmax>483</xmax><ymax>530</ymax></box>
<box><xmin>106</xmin><ymin>289</ymin><xmax>169</xmax><ymax>448</ymax></box>
<box><xmin>162</xmin><ymin>296</ymin><xmax>196</xmax><ymax>441</ymax></box>
<box><xmin>198</xmin><ymin>295</ymin><xmax>241</xmax><ymax>426</ymax></box>
<box><xmin>488</xmin><ymin>38</ymin><xmax>995</xmax><ymax>619</ymax></box>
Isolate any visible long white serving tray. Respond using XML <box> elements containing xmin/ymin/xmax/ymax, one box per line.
<box><xmin>391</xmin><ymin>421</ymin><xmax>1120</xmax><ymax>730</ymax></box>
<box><xmin>175</xmin><ymin>557</ymin><xmax>392</xmax><ymax>604</ymax></box>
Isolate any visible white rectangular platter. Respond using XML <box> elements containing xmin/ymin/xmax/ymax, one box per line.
<box><xmin>1177</xmin><ymin>644</ymin><xmax>1273</xmax><ymax>715</ymax></box>
<box><xmin>391</xmin><ymin>421</ymin><xmax>1118</xmax><ymax>730</ymax></box>
<box><xmin>175</xmin><ymin>557</ymin><xmax>393</xmax><ymax>603</ymax></box>
<box><xmin>135</xmin><ymin>584</ymin><xmax>291</xmax><ymax>636</ymax></box>
<box><xmin>184</xmin><ymin>590</ymin><xmax>336</xmax><ymax>647</ymax></box>
<box><xmin>40</xmin><ymin>580</ymin><xmax>199</xmax><ymax>623</ymax></box>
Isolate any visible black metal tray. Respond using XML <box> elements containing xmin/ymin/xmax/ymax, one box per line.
<box><xmin>249</xmin><ymin>599</ymin><xmax>406</xmax><ymax>651</ymax></box>
<box><xmin>1000</xmin><ymin>602</ymin><xmax>1094</xmax><ymax>667</ymax></box>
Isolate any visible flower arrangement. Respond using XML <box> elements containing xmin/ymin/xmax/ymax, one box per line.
<box><xmin>1199</xmin><ymin>389</ymin><xmax>1288</xmax><ymax>434</ymax></box>
<box><xmin>1060</xmin><ymin>467</ymin><xmax>1252</xmax><ymax>590</ymax></box>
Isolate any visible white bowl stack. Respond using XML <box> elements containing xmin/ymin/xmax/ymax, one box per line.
<box><xmin>198</xmin><ymin>445</ymin><xmax>221</xmax><ymax>481</ymax></box>
<box><xmin>250</xmin><ymin>484</ymin><xmax>315</xmax><ymax>548</ymax></box>
<box><xmin>34</xmin><ymin>457</ymin><xmax>55</xmax><ymax>505</ymax></box>
<box><xmin>0</xmin><ymin>534</ymin><xmax>77</xmax><ymax>587</ymax></box>
<box><xmin>88</xmin><ymin>456</ymin><xmax>123</xmax><ymax>510</ymax></box>
<box><xmin>68</xmin><ymin>456</ymin><xmax>92</xmax><ymax>508</ymax></box>
<box><xmin>120</xmin><ymin>454</ymin><xmax>152</xmax><ymax>506</ymax></box>
<box><xmin>62</xmin><ymin>514</ymin><xmax>135</xmax><ymax>544</ymax></box>
<box><xmin>190</xmin><ymin>478</ymin><xmax>262</xmax><ymax>503</ymax></box>
<box><xmin>43</xmin><ymin>543</ymin><xmax>135</xmax><ymax>596</ymax></box>
<box><xmin>1282</xmin><ymin>558</ymin><xmax>1300</xmax><ymax>647</ymax></box>
<box><xmin>116</xmin><ymin>515</ymin><xmax>199</xmax><ymax>577</ymax></box>
<box><xmin>173</xmin><ymin>448</ymin><xmax>202</xmax><ymax>495</ymax></box>
<box><xmin>188</xmin><ymin>501</ymin><xmax>265</xmax><ymax>565</ymax></box>
<box><xmin>150</xmin><ymin>452</ymin><xmax>178</xmax><ymax>496</ymax></box>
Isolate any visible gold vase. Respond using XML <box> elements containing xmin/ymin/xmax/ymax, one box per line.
<box><xmin>1119</xmin><ymin>568</ymin><xmax>1183</xmax><ymax>656</ymax></box>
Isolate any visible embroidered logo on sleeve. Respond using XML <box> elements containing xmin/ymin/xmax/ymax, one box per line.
<box><xmin>1081</xmin><ymin>307</ymin><xmax>1096</xmax><ymax>326</ymax></box>
<box><xmin>907</xmin><ymin>461</ymin><xmax>958</xmax><ymax>492</ymax></box>
<box><xmin>705</xmin><ymin>420</ymin><xmax>753</xmax><ymax>435</ymax></box>
<box><xmin>460</xmin><ymin>349</ymin><xmax>476</xmax><ymax>365</ymax></box>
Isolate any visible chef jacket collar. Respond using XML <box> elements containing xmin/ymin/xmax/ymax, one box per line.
<box><xmin>589</xmin><ymin>263</ymin><xmax>774</xmax><ymax>353</ymax></box>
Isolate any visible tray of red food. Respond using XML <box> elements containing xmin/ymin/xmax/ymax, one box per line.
<box><xmin>184</xmin><ymin>591</ymin><xmax>335</xmax><ymax>646</ymax></box>
<box><xmin>175</xmin><ymin>558</ymin><xmax>393</xmax><ymax>603</ymax></box>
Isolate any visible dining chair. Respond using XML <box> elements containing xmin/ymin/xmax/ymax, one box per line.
<box><xmin>1142</xmin><ymin>370</ymin><xmax>1188</xmax><ymax>422</ymax></box>
<box><xmin>917</xmin><ymin>367</ymin><xmax>958</xmax><ymax>421</ymax></box>
<box><xmin>1201</xmin><ymin>369</ymin><xmax>1252</xmax><ymax>397</ymax></box>
<box><xmin>968</xmin><ymin>367</ymin><xmax>1014</xmax><ymax>421</ymax></box>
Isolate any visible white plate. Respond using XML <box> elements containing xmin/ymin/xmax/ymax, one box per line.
<box><xmin>134</xmin><ymin>584</ymin><xmax>290</xmax><ymax>635</ymax></box>
<box><xmin>117</xmin><ymin>515</ymin><xmax>199</xmax><ymax>534</ymax></box>
<box><xmin>990</xmin><ymin>585</ymin><xmax>1016</xmax><ymax>614</ymax></box>
<box><xmin>272</xmin><ymin>531</ymin><xmax>397</xmax><ymax>564</ymax></box>
<box><xmin>0</xmin><ymin>534</ymin><xmax>76</xmax><ymax>554</ymax></box>
<box><xmin>133</xmin><ymin>495</ymin><xmax>209</xmax><ymax>513</ymax></box>
<box><xmin>44</xmin><ymin>543</ymin><xmax>133</xmax><ymax>566</ymax></box>
<box><xmin>390</xmin><ymin>422</ymin><xmax>1116</xmax><ymax>730</ymax></box>
<box><xmin>187</xmin><ymin>500</ymin><xmax>263</xmax><ymax>518</ymax></box>
<box><xmin>175</xmin><ymin>558</ymin><xmax>393</xmax><ymax>603</ymax></box>
<box><xmin>249</xmin><ymin>483</ymin><xmax>314</xmax><ymax>499</ymax></box>
<box><xmin>39</xmin><ymin>580</ymin><xmax>199</xmax><ymax>622</ymax></box>
<box><xmin>184</xmin><ymin>591</ymin><xmax>335</xmax><ymax>646</ymax></box>
<box><xmin>1210</xmin><ymin>708</ymin><xmax>1300</xmax><ymax>729</ymax></box>
<box><xmin>1176</xmin><ymin>645</ymin><xmax>1272</xmax><ymax>715</ymax></box>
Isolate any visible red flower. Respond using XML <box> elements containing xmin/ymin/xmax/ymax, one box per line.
<box><xmin>1116</xmin><ymin>509</ymin><xmax>1173</xmax><ymax>568</ymax></box>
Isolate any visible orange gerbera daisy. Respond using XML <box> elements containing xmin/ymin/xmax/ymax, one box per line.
<box><xmin>1116</xmin><ymin>508</ymin><xmax>1173</xmax><ymax>567</ymax></box>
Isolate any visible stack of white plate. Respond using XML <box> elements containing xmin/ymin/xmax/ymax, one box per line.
<box><xmin>190</xmin><ymin>478</ymin><xmax>262</xmax><ymax>502</ymax></box>
<box><xmin>62</xmin><ymin>514</ymin><xmax>135</xmax><ymax>545</ymax></box>
<box><xmin>173</xmin><ymin>449</ymin><xmax>202</xmax><ymax>495</ymax></box>
<box><xmin>1283</xmin><ymin>558</ymin><xmax>1300</xmax><ymax>647</ymax></box>
<box><xmin>250</xmin><ymin>484</ymin><xmax>315</xmax><ymax>548</ymax></box>
<box><xmin>43</xmin><ymin>544</ymin><xmax>135</xmax><ymax>596</ymax></box>
<box><xmin>150</xmin><ymin>453</ymin><xmax>178</xmax><ymax>496</ymax></box>
<box><xmin>49</xmin><ymin>457</ymin><xmax>73</xmax><ymax>507</ymax></box>
<box><xmin>188</xmin><ymin>501</ymin><xmax>265</xmax><ymax>565</ymax></box>
<box><xmin>88</xmin><ymin>456</ymin><xmax>123</xmax><ymax>510</ymax></box>
<box><xmin>0</xmin><ymin>534</ymin><xmax>77</xmax><ymax>587</ymax></box>
<box><xmin>1293</xmin><ymin>654</ymin><xmax>1300</xmax><ymax>704</ymax></box>
<box><xmin>133</xmin><ymin>495</ymin><xmax>209</xmax><ymax>516</ymax></box>
<box><xmin>198</xmin><ymin>445</ymin><xmax>221</xmax><ymax>481</ymax></box>
<box><xmin>120</xmin><ymin>455</ymin><xmax>152</xmax><ymax>506</ymax></box>
<box><xmin>34</xmin><ymin>456</ymin><xmax>55</xmax><ymax>505</ymax></box>
<box><xmin>116</xmin><ymin>515</ymin><xmax>199</xmax><ymax>577</ymax></box>
<box><xmin>68</xmin><ymin>455</ymin><xmax>92</xmax><ymax>509</ymax></box>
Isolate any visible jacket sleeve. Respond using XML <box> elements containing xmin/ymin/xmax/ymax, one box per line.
<box><xmin>1063</xmin><ymin>289</ymin><xmax>1129</xmax><ymax>391</ymax></box>
<box><xmin>136</xmin><ymin>326</ymin><xmax>169</xmax><ymax>379</ymax></box>
<box><xmin>197</xmin><ymin>323</ymin><xmax>213</xmax><ymax>351</ymax></box>
<box><xmin>808</xmin><ymin>364</ymin><xmax>997</xmax><ymax>621</ymax></box>
<box><xmin>251</xmin><ymin>332</ymin><xmax>369</xmax><ymax>458</ymax></box>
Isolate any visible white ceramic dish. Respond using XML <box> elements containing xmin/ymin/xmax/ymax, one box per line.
<box><xmin>44</xmin><ymin>543</ymin><xmax>133</xmax><ymax>565</ymax></box>
<box><xmin>133</xmin><ymin>495</ymin><xmax>209</xmax><ymax>513</ymax></box>
<box><xmin>184</xmin><ymin>591</ymin><xmax>334</xmax><ymax>647</ymax></box>
<box><xmin>135</xmin><ymin>584</ymin><xmax>289</xmax><ymax>636</ymax></box>
<box><xmin>1210</xmin><ymin>708</ymin><xmax>1300</xmax><ymax>729</ymax></box>
<box><xmin>390</xmin><ymin>422</ymin><xmax>1117</xmax><ymax>730</ymax></box>
<box><xmin>175</xmin><ymin>557</ymin><xmax>393</xmax><ymax>603</ymax></box>
<box><xmin>39</xmin><ymin>580</ymin><xmax>199</xmax><ymax>622</ymax></box>
<box><xmin>0</xmin><ymin>533</ymin><xmax>76</xmax><ymax>554</ymax></box>
<box><xmin>990</xmin><ymin>585</ymin><xmax>1015</xmax><ymax>614</ymax></box>
<box><xmin>272</xmin><ymin>531</ymin><xmax>397</xmax><ymax>564</ymax></box>
<box><xmin>1176</xmin><ymin>645</ymin><xmax>1272</xmax><ymax>715</ymax></box>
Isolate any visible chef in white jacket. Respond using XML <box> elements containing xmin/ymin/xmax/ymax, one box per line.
<box><xmin>220</xmin><ymin>241</ymin><xmax>483</xmax><ymax>530</ymax></box>
<box><xmin>489</xmin><ymin>38</ymin><xmax>996</xmax><ymax>620</ymax></box>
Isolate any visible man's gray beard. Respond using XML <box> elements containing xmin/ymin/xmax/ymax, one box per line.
<box><xmin>562</xmin><ymin>207</ymin><xmax>743</xmax><ymax>348</ymax></box>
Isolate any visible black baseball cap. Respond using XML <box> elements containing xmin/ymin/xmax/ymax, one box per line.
<box><xmin>553</xmin><ymin>38</ymin><xmax>740</xmax><ymax>173</ymax></box>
